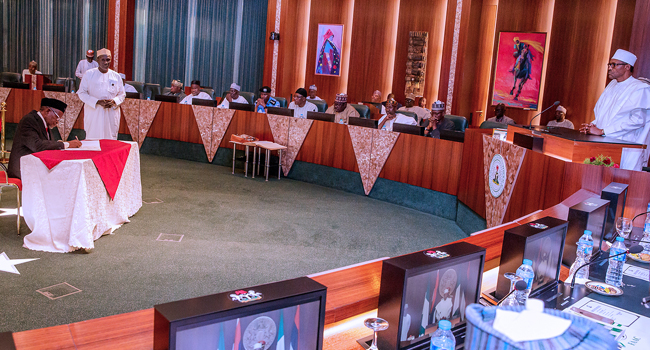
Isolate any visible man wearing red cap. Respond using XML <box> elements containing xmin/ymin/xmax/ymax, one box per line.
<box><xmin>581</xmin><ymin>49</ymin><xmax>650</xmax><ymax>170</ymax></box>
<box><xmin>8</xmin><ymin>98</ymin><xmax>82</xmax><ymax>179</ymax></box>
<box><xmin>75</xmin><ymin>50</ymin><xmax>99</xmax><ymax>80</ymax></box>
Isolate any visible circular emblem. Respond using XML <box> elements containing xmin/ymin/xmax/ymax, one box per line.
<box><xmin>243</xmin><ymin>316</ymin><xmax>276</xmax><ymax>350</ymax></box>
<box><xmin>488</xmin><ymin>154</ymin><xmax>507</xmax><ymax>198</ymax></box>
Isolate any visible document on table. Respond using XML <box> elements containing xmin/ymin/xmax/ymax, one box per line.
<box><xmin>64</xmin><ymin>140</ymin><xmax>101</xmax><ymax>151</ymax></box>
<box><xmin>623</xmin><ymin>264</ymin><xmax>649</xmax><ymax>281</ymax></box>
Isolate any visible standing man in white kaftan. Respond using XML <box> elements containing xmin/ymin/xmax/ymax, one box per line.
<box><xmin>581</xmin><ymin>49</ymin><xmax>650</xmax><ymax>171</ymax></box>
<box><xmin>78</xmin><ymin>48</ymin><xmax>126</xmax><ymax>140</ymax></box>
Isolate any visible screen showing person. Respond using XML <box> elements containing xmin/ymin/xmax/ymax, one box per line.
<box><xmin>399</xmin><ymin>257</ymin><xmax>482</xmax><ymax>347</ymax></box>
<box><xmin>523</xmin><ymin>229</ymin><xmax>564</xmax><ymax>293</ymax></box>
<box><xmin>175</xmin><ymin>301</ymin><xmax>320</xmax><ymax>350</ymax></box>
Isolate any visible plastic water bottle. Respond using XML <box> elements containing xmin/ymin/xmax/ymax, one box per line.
<box><xmin>605</xmin><ymin>237</ymin><xmax>627</xmax><ymax>287</ymax></box>
<box><xmin>339</xmin><ymin>117</ymin><xmax>344</xmax><ymax>124</ymax></box>
<box><xmin>429</xmin><ymin>320</ymin><xmax>455</xmax><ymax>350</ymax></box>
<box><xmin>501</xmin><ymin>280</ymin><xmax>528</xmax><ymax>306</ymax></box>
<box><xmin>71</xmin><ymin>90</ymin><xmax>75</xmax><ymax>93</ymax></box>
<box><xmin>569</xmin><ymin>230</ymin><xmax>593</xmax><ymax>279</ymax></box>
<box><xmin>147</xmin><ymin>96</ymin><xmax>151</xmax><ymax>100</ymax></box>
<box><xmin>641</xmin><ymin>202</ymin><xmax>650</xmax><ymax>254</ymax></box>
<box><xmin>515</xmin><ymin>259</ymin><xmax>535</xmax><ymax>298</ymax></box>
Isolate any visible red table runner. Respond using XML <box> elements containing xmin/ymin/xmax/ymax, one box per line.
<box><xmin>33</xmin><ymin>140</ymin><xmax>131</xmax><ymax>200</ymax></box>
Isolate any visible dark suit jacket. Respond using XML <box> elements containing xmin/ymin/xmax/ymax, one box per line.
<box><xmin>8</xmin><ymin>110</ymin><xmax>64</xmax><ymax>179</ymax></box>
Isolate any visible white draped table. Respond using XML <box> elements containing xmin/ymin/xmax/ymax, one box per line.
<box><xmin>21</xmin><ymin>141</ymin><xmax>142</xmax><ymax>253</ymax></box>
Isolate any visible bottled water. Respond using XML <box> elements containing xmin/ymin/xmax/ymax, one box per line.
<box><xmin>501</xmin><ymin>280</ymin><xmax>528</xmax><ymax>306</ymax></box>
<box><xmin>605</xmin><ymin>237</ymin><xmax>626</xmax><ymax>287</ymax></box>
<box><xmin>339</xmin><ymin>117</ymin><xmax>345</xmax><ymax>124</ymax></box>
<box><xmin>515</xmin><ymin>259</ymin><xmax>535</xmax><ymax>298</ymax></box>
<box><xmin>429</xmin><ymin>320</ymin><xmax>455</xmax><ymax>350</ymax></box>
<box><xmin>641</xmin><ymin>202</ymin><xmax>650</xmax><ymax>254</ymax></box>
<box><xmin>569</xmin><ymin>230</ymin><xmax>593</xmax><ymax>279</ymax></box>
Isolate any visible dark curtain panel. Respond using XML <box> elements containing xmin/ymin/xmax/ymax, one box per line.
<box><xmin>238</xmin><ymin>0</ymin><xmax>268</xmax><ymax>93</ymax></box>
<box><xmin>1</xmin><ymin>0</ymin><xmax>40</xmax><ymax>75</ymax></box>
<box><xmin>52</xmin><ymin>1</ymin><xmax>83</xmax><ymax>80</ymax></box>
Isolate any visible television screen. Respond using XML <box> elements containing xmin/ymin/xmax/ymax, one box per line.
<box><xmin>524</xmin><ymin>227</ymin><xmax>564</xmax><ymax>293</ymax></box>
<box><xmin>399</xmin><ymin>257</ymin><xmax>482</xmax><ymax>347</ymax></box>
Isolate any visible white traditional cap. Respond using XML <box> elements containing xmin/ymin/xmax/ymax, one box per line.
<box><xmin>556</xmin><ymin>105</ymin><xmax>567</xmax><ymax>114</ymax></box>
<box><xmin>431</xmin><ymin>100</ymin><xmax>445</xmax><ymax>111</ymax></box>
<box><xmin>96</xmin><ymin>48</ymin><xmax>111</xmax><ymax>57</ymax></box>
<box><xmin>309</xmin><ymin>84</ymin><xmax>317</xmax><ymax>91</ymax></box>
<box><xmin>119</xmin><ymin>73</ymin><xmax>126</xmax><ymax>79</ymax></box>
<box><xmin>611</xmin><ymin>49</ymin><xmax>637</xmax><ymax>66</ymax></box>
<box><xmin>230</xmin><ymin>83</ymin><xmax>241</xmax><ymax>91</ymax></box>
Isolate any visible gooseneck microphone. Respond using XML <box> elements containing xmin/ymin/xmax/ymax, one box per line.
<box><xmin>570</xmin><ymin>245</ymin><xmax>643</xmax><ymax>288</ymax></box>
<box><xmin>497</xmin><ymin>280</ymin><xmax>528</xmax><ymax>306</ymax></box>
<box><xmin>528</xmin><ymin>101</ymin><xmax>560</xmax><ymax>128</ymax></box>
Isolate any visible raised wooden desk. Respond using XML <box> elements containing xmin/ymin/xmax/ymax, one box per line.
<box><xmin>506</xmin><ymin>125</ymin><xmax>645</xmax><ymax>164</ymax></box>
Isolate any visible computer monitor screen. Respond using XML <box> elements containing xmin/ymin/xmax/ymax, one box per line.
<box><xmin>266</xmin><ymin>106</ymin><xmax>294</xmax><ymax>117</ymax></box>
<box><xmin>348</xmin><ymin>117</ymin><xmax>378</xmax><ymax>129</ymax></box>
<box><xmin>125</xmin><ymin>92</ymin><xmax>140</xmax><ymax>99</ymax></box>
<box><xmin>3</xmin><ymin>82</ymin><xmax>29</xmax><ymax>89</ymax></box>
<box><xmin>393</xmin><ymin>123</ymin><xmax>424</xmax><ymax>136</ymax></box>
<box><xmin>42</xmin><ymin>84</ymin><xmax>65</xmax><ymax>92</ymax></box>
<box><xmin>155</xmin><ymin>94</ymin><xmax>179</xmax><ymax>103</ymax></box>
<box><xmin>229</xmin><ymin>101</ymin><xmax>254</xmax><ymax>112</ymax></box>
<box><xmin>523</xmin><ymin>227</ymin><xmax>565</xmax><ymax>293</ymax></box>
<box><xmin>307</xmin><ymin>111</ymin><xmax>335</xmax><ymax>122</ymax></box>
<box><xmin>192</xmin><ymin>98</ymin><xmax>215</xmax><ymax>107</ymax></box>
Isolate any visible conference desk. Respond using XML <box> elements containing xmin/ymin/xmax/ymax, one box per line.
<box><xmin>21</xmin><ymin>140</ymin><xmax>142</xmax><ymax>253</ymax></box>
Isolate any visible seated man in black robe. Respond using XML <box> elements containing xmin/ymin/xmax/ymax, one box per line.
<box><xmin>8</xmin><ymin>98</ymin><xmax>81</xmax><ymax>179</ymax></box>
<box><xmin>422</xmin><ymin>100</ymin><xmax>455</xmax><ymax>139</ymax></box>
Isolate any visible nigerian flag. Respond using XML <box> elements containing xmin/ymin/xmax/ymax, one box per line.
<box><xmin>420</xmin><ymin>281</ymin><xmax>431</xmax><ymax>336</ymax></box>
<box><xmin>276</xmin><ymin>310</ymin><xmax>285</xmax><ymax>350</ymax></box>
<box><xmin>218</xmin><ymin>323</ymin><xmax>225</xmax><ymax>350</ymax></box>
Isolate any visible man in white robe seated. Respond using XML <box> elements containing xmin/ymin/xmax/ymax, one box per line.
<box><xmin>217</xmin><ymin>83</ymin><xmax>249</xmax><ymax>109</ymax></box>
<box><xmin>22</xmin><ymin>61</ymin><xmax>42</xmax><ymax>82</ymax></box>
<box><xmin>308</xmin><ymin>84</ymin><xmax>323</xmax><ymax>101</ymax></box>
<box><xmin>288</xmin><ymin>88</ymin><xmax>318</xmax><ymax>118</ymax></box>
<box><xmin>77</xmin><ymin>48</ymin><xmax>126</xmax><ymax>140</ymax></box>
<box><xmin>378</xmin><ymin>98</ymin><xmax>417</xmax><ymax>131</ymax></box>
<box><xmin>120</xmin><ymin>73</ymin><xmax>138</xmax><ymax>93</ymax></box>
<box><xmin>399</xmin><ymin>94</ymin><xmax>429</xmax><ymax>124</ymax></box>
<box><xmin>180</xmin><ymin>80</ymin><xmax>213</xmax><ymax>105</ymax></box>
<box><xmin>547</xmin><ymin>105</ymin><xmax>574</xmax><ymax>129</ymax></box>
<box><xmin>581</xmin><ymin>49</ymin><xmax>650</xmax><ymax>171</ymax></box>
<box><xmin>75</xmin><ymin>50</ymin><xmax>99</xmax><ymax>79</ymax></box>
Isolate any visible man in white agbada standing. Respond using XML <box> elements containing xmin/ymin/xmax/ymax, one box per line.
<box><xmin>78</xmin><ymin>48</ymin><xmax>126</xmax><ymax>140</ymax></box>
<box><xmin>581</xmin><ymin>49</ymin><xmax>650</xmax><ymax>171</ymax></box>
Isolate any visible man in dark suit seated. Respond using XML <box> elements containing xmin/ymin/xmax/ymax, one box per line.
<box><xmin>8</xmin><ymin>98</ymin><xmax>82</xmax><ymax>179</ymax></box>
<box><xmin>422</xmin><ymin>100</ymin><xmax>455</xmax><ymax>139</ymax></box>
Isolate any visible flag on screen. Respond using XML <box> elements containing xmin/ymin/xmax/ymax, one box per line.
<box><xmin>290</xmin><ymin>305</ymin><xmax>300</xmax><ymax>350</ymax></box>
<box><xmin>420</xmin><ymin>281</ymin><xmax>430</xmax><ymax>336</ymax></box>
<box><xmin>232</xmin><ymin>318</ymin><xmax>241</xmax><ymax>350</ymax></box>
<box><xmin>218</xmin><ymin>323</ymin><xmax>225</xmax><ymax>350</ymax></box>
<box><xmin>429</xmin><ymin>270</ymin><xmax>440</xmax><ymax>325</ymax></box>
<box><xmin>277</xmin><ymin>310</ymin><xmax>285</xmax><ymax>350</ymax></box>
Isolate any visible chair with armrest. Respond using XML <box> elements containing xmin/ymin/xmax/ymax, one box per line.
<box><xmin>239</xmin><ymin>92</ymin><xmax>255</xmax><ymax>104</ymax></box>
<box><xmin>143</xmin><ymin>83</ymin><xmax>161</xmax><ymax>100</ymax></box>
<box><xmin>0</xmin><ymin>163</ymin><xmax>22</xmax><ymax>234</ymax></box>
<box><xmin>1</xmin><ymin>72</ymin><xmax>22</xmax><ymax>85</ymax></box>
<box><xmin>307</xmin><ymin>99</ymin><xmax>328</xmax><ymax>113</ymax></box>
<box><xmin>396</xmin><ymin>110</ymin><xmax>418</xmax><ymax>122</ymax></box>
<box><xmin>351</xmin><ymin>104</ymin><xmax>370</xmax><ymax>119</ymax></box>
<box><xmin>200</xmin><ymin>88</ymin><xmax>215</xmax><ymax>99</ymax></box>
<box><xmin>445</xmin><ymin>115</ymin><xmax>468</xmax><ymax>132</ymax></box>
<box><xmin>479</xmin><ymin>121</ymin><xmax>509</xmax><ymax>129</ymax></box>
<box><xmin>125</xmin><ymin>81</ymin><xmax>144</xmax><ymax>94</ymax></box>
<box><xmin>55</xmin><ymin>77</ymin><xmax>76</xmax><ymax>92</ymax></box>
<box><xmin>162</xmin><ymin>87</ymin><xmax>171</xmax><ymax>95</ymax></box>
<box><xmin>274</xmin><ymin>97</ymin><xmax>287</xmax><ymax>108</ymax></box>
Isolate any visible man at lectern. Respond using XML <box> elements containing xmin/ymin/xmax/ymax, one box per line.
<box><xmin>581</xmin><ymin>49</ymin><xmax>650</xmax><ymax>171</ymax></box>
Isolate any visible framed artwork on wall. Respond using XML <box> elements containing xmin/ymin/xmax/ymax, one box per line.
<box><xmin>315</xmin><ymin>24</ymin><xmax>343</xmax><ymax>76</ymax></box>
<box><xmin>492</xmin><ymin>32</ymin><xmax>547</xmax><ymax>110</ymax></box>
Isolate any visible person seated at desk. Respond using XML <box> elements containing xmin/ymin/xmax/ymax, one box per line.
<box><xmin>217</xmin><ymin>83</ymin><xmax>248</xmax><ymax>108</ymax></box>
<box><xmin>419</xmin><ymin>96</ymin><xmax>430</xmax><ymax>113</ymax></box>
<box><xmin>547</xmin><ymin>105</ymin><xmax>574</xmax><ymax>129</ymax></box>
<box><xmin>164</xmin><ymin>79</ymin><xmax>186</xmax><ymax>103</ymax></box>
<box><xmin>487</xmin><ymin>103</ymin><xmax>515</xmax><ymax>125</ymax></box>
<box><xmin>22</xmin><ymin>60</ymin><xmax>42</xmax><ymax>82</ymax></box>
<box><xmin>180</xmin><ymin>80</ymin><xmax>212</xmax><ymax>105</ymax></box>
<box><xmin>326</xmin><ymin>93</ymin><xmax>359</xmax><ymax>124</ymax></box>
<box><xmin>254</xmin><ymin>85</ymin><xmax>280</xmax><ymax>113</ymax></box>
<box><xmin>289</xmin><ymin>88</ymin><xmax>317</xmax><ymax>118</ymax></box>
<box><xmin>399</xmin><ymin>94</ymin><xmax>429</xmax><ymax>124</ymax></box>
<box><xmin>308</xmin><ymin>84</ymin><xmax>323</xmax><ymax>101</ymax></box>
<box><xmin>422</xmin><ymin>100</ymin><xmax>455</xmax><ymax>139</ymax></box>
<box><xmin>8</xmin><ymin>98</ymin><xmax>82</xmax><ymax>179</ymax></box>
<box><xmin>371</xmin><ymin>90</ymin><xmax>387</xmax><ymax>115</ymax></box>
<box><xmin>119</xmin><ymin>73</ymin><xmax>137</xmax><ymax>93</ymax></box>
<box><xmin>378</xmin><ymin>98</ymin><xmax>417</xmax><ymax>131</ymax></box>
<box><xmin>382</xmin><ymin>93</ymin><xmax>402</xmax><ymax>110</ymax></box>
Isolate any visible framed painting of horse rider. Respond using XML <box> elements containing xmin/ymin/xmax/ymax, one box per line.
<box><xmin>315</xmin><ymin>24</ymin><xmax>343</xmax><ymax>76</ymax></box>
<box><xmin>492</xmin><ymin>32</ymin><xmax>547</xmax><ymax>110</ymax></box>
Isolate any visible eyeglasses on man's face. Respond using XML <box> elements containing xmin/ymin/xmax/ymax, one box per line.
<box><xmin>607</xmin><ymin>62</ymin><xmax>627</xmax><ymax>68</ymax></box>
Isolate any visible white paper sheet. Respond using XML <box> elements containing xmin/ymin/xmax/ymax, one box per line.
<box><xmin>622</xmin><ymin>264</ymin><xmax>649</xmax><ymax>281</ymax></box>
<box><xmin>64</xmin><ymin>140</ymin><xmax>101</xmax><ymax>151</ymax></box>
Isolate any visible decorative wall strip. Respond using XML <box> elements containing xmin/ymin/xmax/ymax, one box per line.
<box><xmin>446</xmin><ymin>0</ymin><xmax>463</xmax><ymax>115</ymax></box>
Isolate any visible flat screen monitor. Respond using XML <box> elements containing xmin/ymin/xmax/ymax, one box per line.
<box><xmin>229</xmin><ymin>101</ymin><xmax>254</xmax><ymax>112</ymax></box>
<box><xmin>266</xmin><ymin>106</ymin><xmax>294</xmax><ymax>117</ymax></box>
<box><xmin>439</xmin><ymin>129</ymin><xmax>465</xmax><ymax>143</ymax></box>
<box><xmin>125</xmin><ymin>92</ymin><xmax>140</xmax><ymax>99</ymax></box>
<box><xmin>192</xmin><ymin>98</ymin><xmax>215</xmax><ymax>107</ymax></box>
<box><xmin>393</xmin><ymin>123</ymin><xmax>424</xmax><ymax>136</ymax></box>
<box><xmin>154</xmin><ymin>277</ymin><xmax>326</xmax><ymax>350</ymax></box>
<box><xmin>307</xmin><ymin>111</ymin><xmax>335</xmax><ymax>123</ymax></box>
<box><xmin>349</xmin><ymin>117</ymin><xmax>378</xmax><ymax>129</ymax></box>
<box><xmin>155</xmin><ymin>94</ymin><xmax>179</xmax><ymax>103</ymax></box>
<box><xmin>376</xmin><ymin>241</ymin><xmax>485</xmax><ymax>350</ymax></box>
<box><xmin>3</xmin><ymin>82</ymin><xmax>29</xmax><ymax>89</ymax></box>
<box><xmin>42</xmin><ymin>84</ymin><xmax>66</xmax><ymax>92</ymax></box>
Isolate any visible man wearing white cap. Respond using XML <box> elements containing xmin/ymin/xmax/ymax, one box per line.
<box><xmin>217</xmin><ymin>83</ymin><xmax>249</xmax><ymax>109</ymax></box>
<box><xmin>325</xmin><ymin>93</ymin><xmax>359</xmax><ymax>124</ymax></box>
<box><xmin>78</xmin><ymin>48</ymin><xmax>126</xmax><ymax>140</ymax></box>
<box><xmin>422</xmin><ymin>100</ymin><xmax>455</xmax><ymax>139</ymax></box>
<box><xmin>547</xmin><ymin>105</ymin><xmax>574</xmax><ymax>129</ymax></box>
<box><xmin>399</xmin><ymin>94</ymin><xmax>429</xmax><ymax>124</ymax></box>
<box><xmin>119</xmin><ymin>73</ymin><xmax>138</xmax><ymax>93</ymax></box>
<box><xmin>308</xmin><ymin>85</ymin><xmax>323</xmax><ymax>101</ymax></box>
<box><xmin>581</xmin><ymin>49</ymin><xmax>650</xmax><ymax>170</ymax></box>
<box><xmin>371</xmin><ymin>90</ymin><xmax>387</xmax><ymax>116</ymax></box>
<box><xmin>75</xmin><ymin>50</ymin><xmax>98</xmax><ymax>79</ymax></box>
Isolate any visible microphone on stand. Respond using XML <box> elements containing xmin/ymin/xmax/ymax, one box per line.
<box><xmin>527</xmin><ymin>101</ymin><xmax>560</xmax><ymax>129</ymax></box>
<box><xmin>570</xmin><ymin>245</ymin><xmax>643</xmax><ymax>288</ymax></box>
<box><xmin>497</xmin><ymin>280</ymin><xmax>528</xmax><ymax>305</ymax></box>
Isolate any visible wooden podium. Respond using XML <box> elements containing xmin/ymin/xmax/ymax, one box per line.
<box><xmin>506</xmin><ymin>125</ymin><xmax>646</xmax><ymax>164</ymax></box>
<box><xmin>24</xmin><ymin>74</ymin><xmax>52</xmax><ymax>90</ymax></box>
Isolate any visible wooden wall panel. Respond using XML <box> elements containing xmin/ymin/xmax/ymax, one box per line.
<box><xmin>295</xmin><ymin>121</ymin><xmax>358</xmax><ymax>172</ymax></box>
<box><xmin>303</xmin><ymin>0</ymin><xmax>354</xmax><ymax>103</ymax></box>
<box><xmin>629</xmin><ymin>0</ymin><xmax>650</xmax><ymax>79</ymax></box>
<box><xmin>262</xmin><ymin>0</ymin><xmax>278</xmax><ymax>90</ymax></box>
<box><xmin>541</xmin><ymin>0</ymin><xmax>619</xmax><ymax>127</ymax></box>
<box><xmin>275</xmin><ymin>0</ymin><xmax>312</xmax><ymax>99</ymax></box>
<box><xmin>107</xmin><ymin>0</ymin><xmax>136</xmax><ymax>78</ymax></box>
<box><xmin>146</xmin><ymin>104</ymin><xmax>201</xmax><ymax>143</ymax></box>
<box><xmin>4</xmin><ymin>89</ymin><xmax>42</xmax><ymax>123</ymax></box>
<box><xmin>610</xmin><ymin>0</ymin><xmax>636</xmax><ymax>59</ymax></box>
<box><xmin>219</xmin><ymin>111</ymin><xmax>274</xmax><ymax>148</ymax></box>
<box><xmin>346</xmin><ymin>0</ymin><xmax>400</xmax><ymax>104</ymax></box>
<box><xmin>457</xmin><ymin>128</ymin><xmax>491</xmax><ymax>218</ymax></box>
<box><xmin>391</xmin><ymin>0</ymin><xmax>448</xmax><ymax>104</ymax></box>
